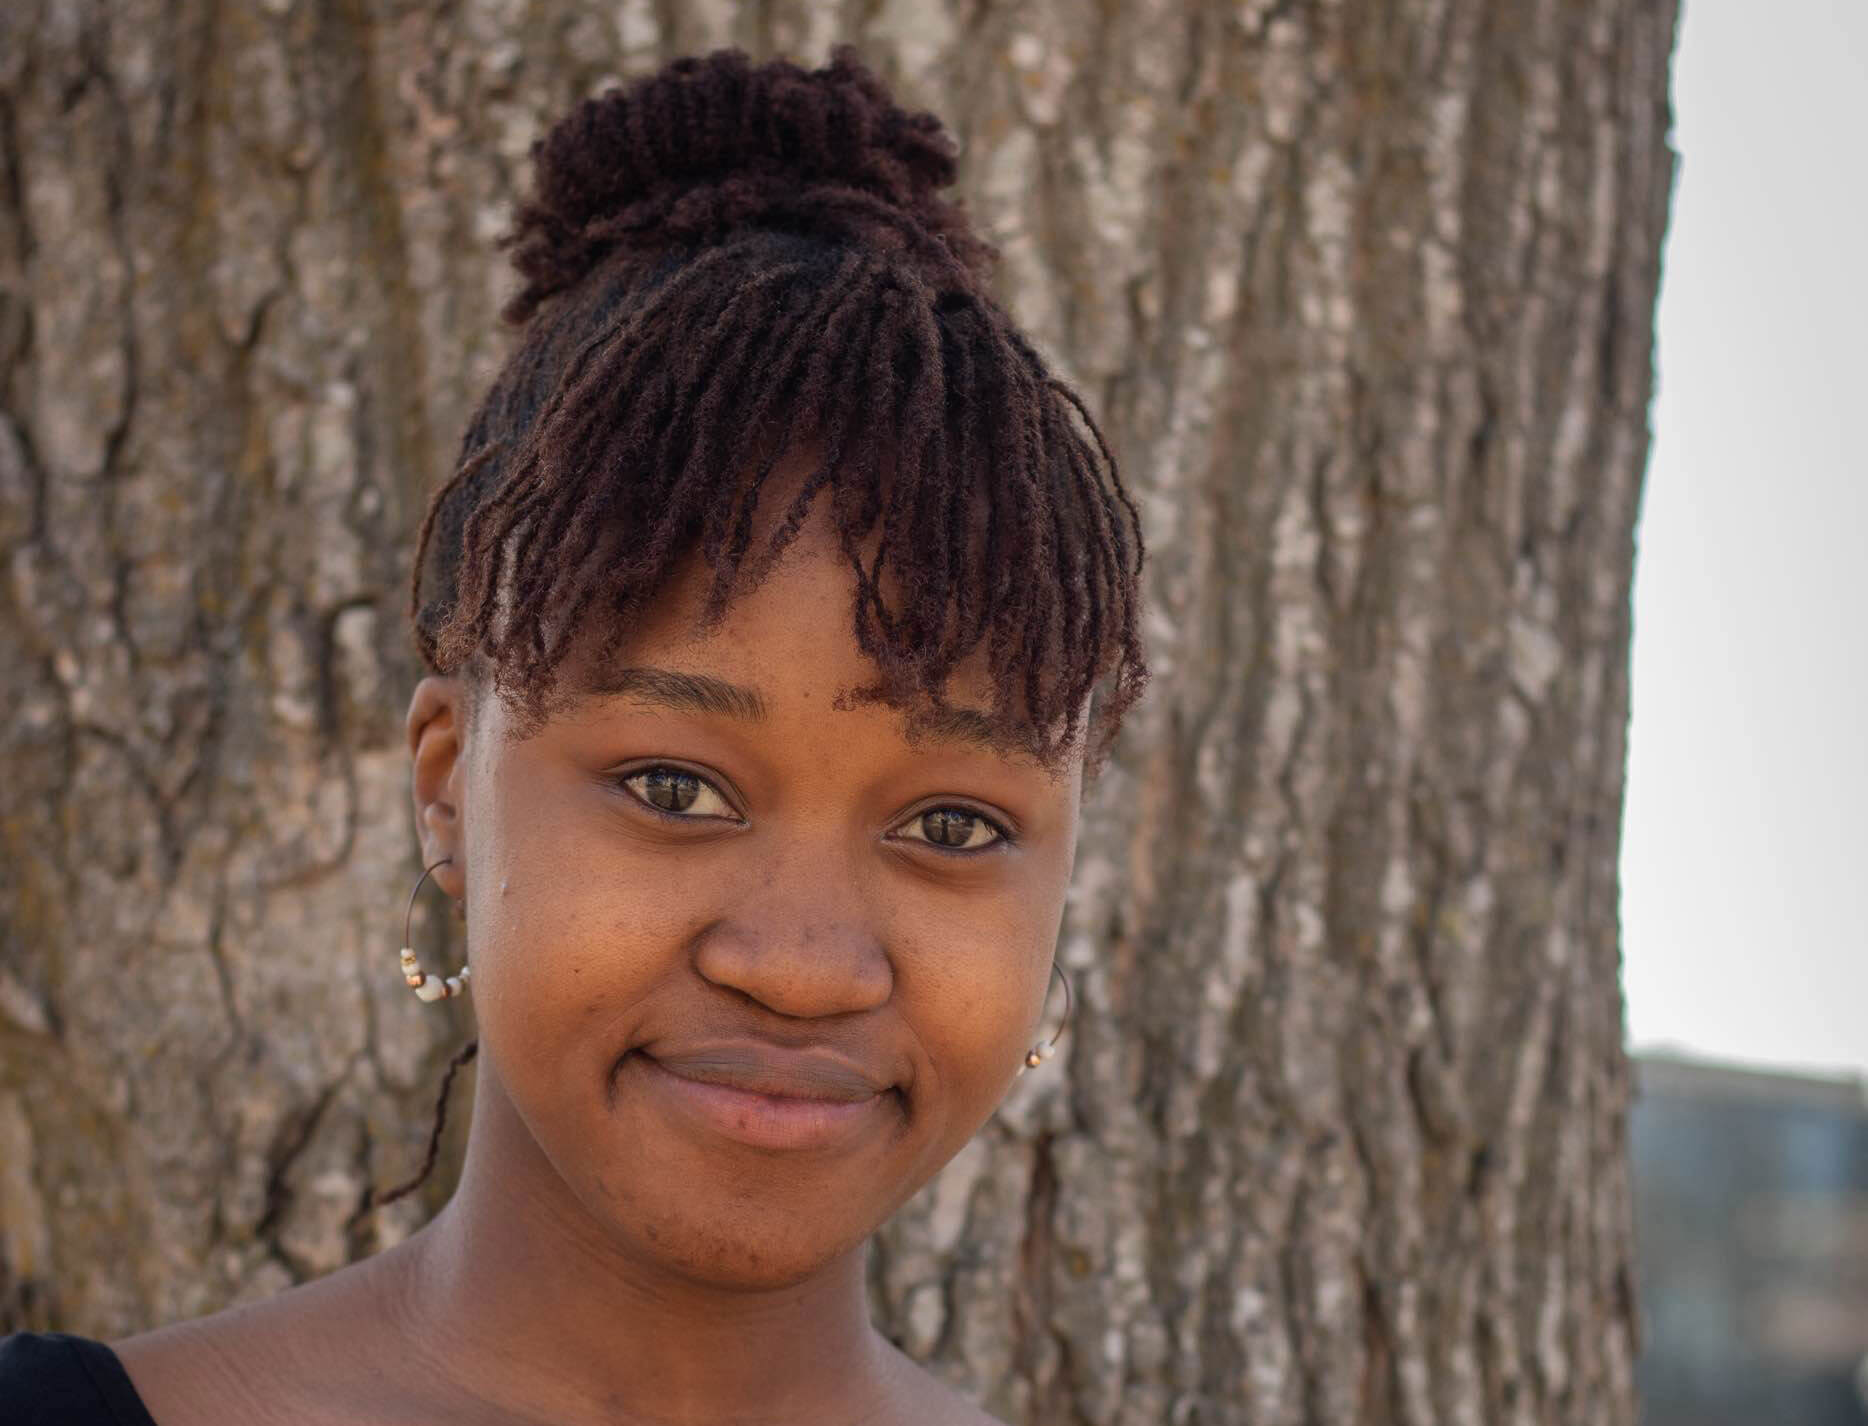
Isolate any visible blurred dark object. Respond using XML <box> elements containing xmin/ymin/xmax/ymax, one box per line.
<box><xmin>1633</xmin><ymin>1052</ymin><xmax>1868</xmax><ymax>1425</ymax></box>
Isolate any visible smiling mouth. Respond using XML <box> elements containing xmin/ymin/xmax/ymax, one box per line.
<box><xmin>627</xmin><ymin>1044</ymin><xmax>900</xmax><ymax>1153</ymax></box>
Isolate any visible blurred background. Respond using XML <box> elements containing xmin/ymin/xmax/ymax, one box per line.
<box><xmin>1623</xmin><ymin>1</ymin><xmax>1868</xmax><ymax>1421</ymax></box>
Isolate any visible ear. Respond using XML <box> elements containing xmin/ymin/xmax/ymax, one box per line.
<box><xmin>407</xmin><ymin>675</ymin><xmax>469</xmax><ymax>903</ymax></box>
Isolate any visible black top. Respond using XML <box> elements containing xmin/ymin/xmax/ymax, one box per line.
<box><xmin>0</xmin><ymin>1333</ymin><xmax>161</xmax><ymax>1426</ymax></box>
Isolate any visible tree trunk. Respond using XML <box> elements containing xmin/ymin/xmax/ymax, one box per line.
<box><xmin>0</xmin><ymin>2</ymin><xmax>1677</xmax><ymax>1423</ymax></box>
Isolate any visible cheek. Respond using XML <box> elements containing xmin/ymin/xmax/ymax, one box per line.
<box><xmin>473</xmin><ymin>882</ymin><xmax>680</xmax><ymax>1033</ymax></box>
<box><xmin>462</xmin><ymin>781</ymin><xmax>667</xmax><ymax>1078</ymax></box>
<box><xmin>903</xmin><ymin>887</ymin><xmax>1062</xmax><ymax>1103</ymax></box>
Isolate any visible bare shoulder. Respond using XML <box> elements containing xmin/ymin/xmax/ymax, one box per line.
<box><xmin>112</xmin><ymin>1258</ymin><xmax>406</xmax><ymax>1426</ymax></box>
<box><xmin>876</xmin><ymin>1337</ymin><xmax>1008</xmax><ymax>1426</ymax></box>
<box><xmin>114</xmin><ymin>1303</ymin><xmax>298</xmax><ymax>1426</ymax></box>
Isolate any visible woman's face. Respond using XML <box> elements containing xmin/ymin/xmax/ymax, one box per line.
<box><xmin>412</xmin><ymin>473</ymin><xmax>1082</xmax><ymax>1290</ymax></box>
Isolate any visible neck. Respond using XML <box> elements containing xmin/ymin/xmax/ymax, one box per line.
<box><xmin>378</xmin><ymin>1079</ymin><xmax>900</xmax><ymax>1425</ymax></box>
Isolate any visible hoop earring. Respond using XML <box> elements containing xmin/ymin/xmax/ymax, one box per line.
<box><xmin>399</xmin><ymin>857</ymin><xmax>470</xmax><ymax>1002</ymax></box>
<box><xmin>1019</xmin><ymin>961</ymin><xmax>1074</xmax><ymax>1072</ymax></box>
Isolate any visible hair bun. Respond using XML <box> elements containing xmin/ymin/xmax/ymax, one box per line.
<box><xmin>501</xmin><ymin>45</ymin><xmax>996</xmax><ymax>323</ymax></box>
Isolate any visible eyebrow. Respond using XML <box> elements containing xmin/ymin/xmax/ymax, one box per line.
<box><xmin>586</xmin><ymin>667</ymin><xmax>769</xmax><ymax>722</ymax></box>
<box><xmin>585</xmin><ymin>665</ymin><xmax>1026</xmax><ymax>757</ymax></box>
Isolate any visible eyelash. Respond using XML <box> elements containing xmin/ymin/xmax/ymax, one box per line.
<box><xmin>613</xmin><ymin>764</ymin><xmax>1017</xmax><ymax>856</ymax></box>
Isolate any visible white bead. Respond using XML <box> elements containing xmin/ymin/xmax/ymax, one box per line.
<box><xmin>444</xmin><ymin>975</ymin><xmax>464</xmax><ymax>996</ymax></box>
<box><xmin>413</xmin><ymin>977</ymin><xmax>448</xmax><ymax>1003</ymax></box>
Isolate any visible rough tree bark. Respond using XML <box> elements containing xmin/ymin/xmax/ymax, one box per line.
<box><xmin>0</xmin><ymin>2</ymin><xmax>1677</xmax><ymax>1423</ymax></box>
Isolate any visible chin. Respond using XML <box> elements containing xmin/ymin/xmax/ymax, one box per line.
<box><xmin>604</xmin><ymin>1192</ymin><xmax>875</xmax><ymax>1291</ymax></box>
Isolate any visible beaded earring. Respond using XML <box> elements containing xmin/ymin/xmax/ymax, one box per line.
<box><xmin>1019</xmin><ymin>961</ymin><xmax>1074</xmax><ymax>1072</ymax></box>
<box><xmin>399</xmin><ymin>856</ymin><xmax>470</xmax><ymax>1002</ymax></box>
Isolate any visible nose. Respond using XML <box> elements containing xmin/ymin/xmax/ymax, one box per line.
<box><xmin>692</xmin><ymin>856</ymin><xmax>894</xmax><ymax>1020</ymax></box>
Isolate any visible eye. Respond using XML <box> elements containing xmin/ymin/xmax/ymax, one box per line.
<box><xmin>894</xmin><ymin>806</ymin><xmax>1013</xmax><ymax>854</ymax></box>
<box><xmin>618</xmin><ymin>765</ymin><xmax>740</xmax><ymax>822</ymax></box>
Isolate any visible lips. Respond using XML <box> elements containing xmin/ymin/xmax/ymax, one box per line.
<box><xmin>629</xmin><ymin>1042</ymin><xmax>899</xmax><ymax>1152</ymax></box>
<box><xmin>647</xmin><ymin>1044</ymin><xmax>891</xmax><ymax>1102</ymax></box>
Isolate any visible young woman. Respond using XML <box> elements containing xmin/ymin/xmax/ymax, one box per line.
<box><xmin>0</xmin><ymin>45</ymin><xmax>1148</xmax><ymax>1425</ymax></box>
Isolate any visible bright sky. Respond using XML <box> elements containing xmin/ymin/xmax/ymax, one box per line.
<box><xmin>1620</xmin><ymin>0</ymin><xmax>1868</xmax><ymax>1078</ymax></box>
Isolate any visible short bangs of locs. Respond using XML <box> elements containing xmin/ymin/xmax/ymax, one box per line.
<box><xmin>409</xmin><ymin>46</ymin><xmax>1148</xmax><ymax>774</ymax></box>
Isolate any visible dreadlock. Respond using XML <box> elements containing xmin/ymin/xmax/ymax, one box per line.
<box><xmin>375</xmin><ymin>44</ymin><xmax>1148</xmax><ymax>1212</ymax></box>
<box><xmin>410</xmin><ymin>43</ymin><xmax>1146</xmax><ymax>766</ymax></box>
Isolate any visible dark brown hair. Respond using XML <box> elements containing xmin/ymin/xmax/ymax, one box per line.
<box><xmin>408</xmin><ymin>44</ymin><xmax>1146</xmax><ymax>774</ymax></box>
<box><xmin>374</xmin><ymin>45</ymin><xmax>1147</xmax><ymax>1211</ymax></box>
